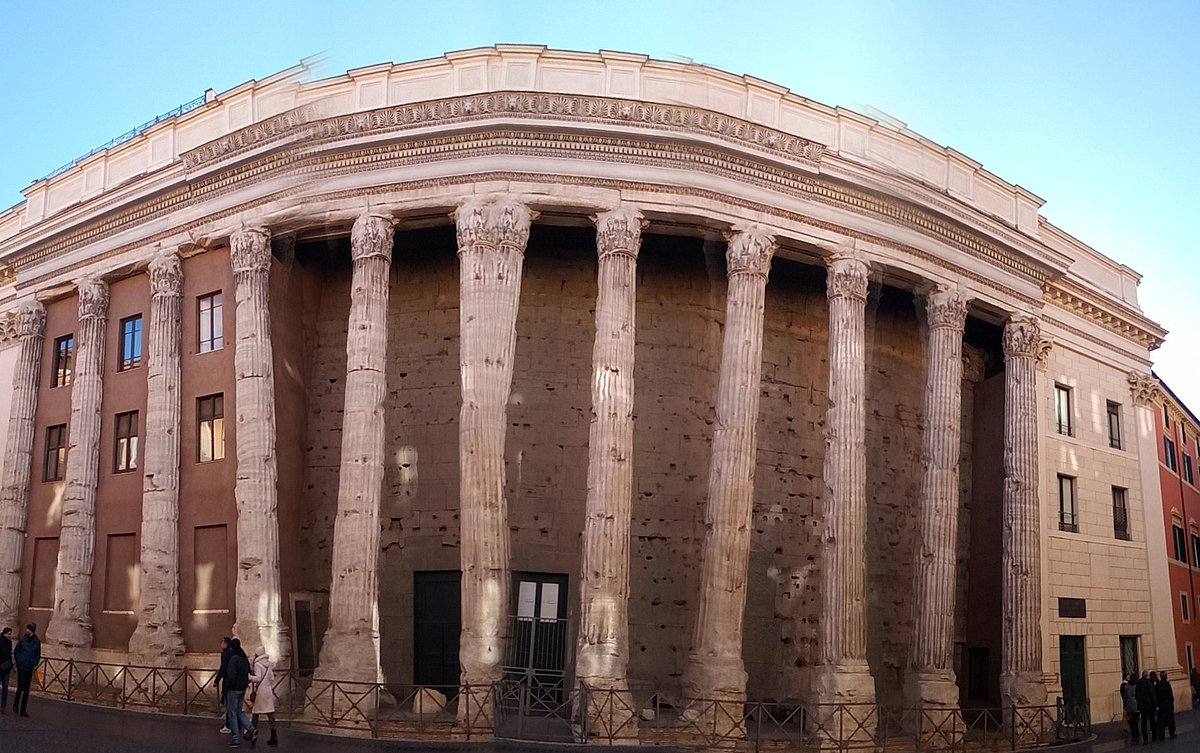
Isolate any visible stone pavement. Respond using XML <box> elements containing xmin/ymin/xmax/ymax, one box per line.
<box><xmin>0</xmin><ymin>693</ymin><xmax>1195</xmax><ymax>753</ymax></box>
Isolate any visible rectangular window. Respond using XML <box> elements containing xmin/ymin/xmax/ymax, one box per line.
<box><xmin>113</xmin><ymin>411</ymin><xmax>139</xmax><ymax>472</ymax></box>
<box><xmin>1058</xmin><ymin>597</ymin><xmax>1087</xmax><ymax>618</ymax></box>
<box><xmin>52</xmin><ymin>335</ymin><xmax>75</xmax><ymax>387</ymax></box>
<box><xmin>1107</xmin><ymin>401</ymin><xmax>1122</xmax><ymax>449</ymax></box>
<box><xmin>1173</xmin><ymin>524</ymin><xmax>1188</xmax><ymax>563</ymax></box>
<box><xmin>1193</xmin><ymin>533</ymin><xmax>1200</xmax><ymax>568</ymax></box>
<box><xmin>1166</xmin><ymin>437</ymin><xmax>1178</xmax><ymax>472</ymax></box>
<box><xmin>197</xmin><ymin>393</ymin><xmax>225</xmax><ymax>462</ymax></box>
<box><xmin>1188</xmin><ymin>644</ymin><xmax>1195</xmax><ymax>673</ymax></box>
<box><xmin>198</xmin><ymin>292</ymin><xmax>223</xmax><ymax>353</ymax></box>
<box><xmin>1185</xmin><ymin>455</ymin><xmax>1195</xmax><ymax>485</ymax></box>
<box><xmin>1120</xmin><ymin>636</ymin><xmax>1140</xmax><ymax>678</ymax></box>
<box><xmin>43</xmin><ymin>424</ymin><xmax>67</xmax><ymax>482</ymax></box>
<box><xmin>1112</xmin><ymin>487</ymin><xmax>1130</xmax><ymax>541</ymax></box>
<box><xmin>118</xmin><ymin>315</ymin><xmax>143</xmax><ymax>371</ymax></box>
<box><xmin>1055</xmin><ymin>385</ymin><xmax>1073</xmax><ymax>436</ymax></box>
<box><xmin>1058</xmin><ymin>475</ymin><xmax>1077</xmax><ymax>532</ymax></box>
<box><xmin>1165</xmin><ymin>405</ymin><xmax>1172</xmax><ymax>429</ymax></box>
<box><xmin>1183</xmin><ymin>593</ymin><xmax>1191</xmax><ymax>623</ymax></box>
<box><xmin>967</xmin><ymin>648</ymin><xmax>989</xmax><ymax>701</ymax></box>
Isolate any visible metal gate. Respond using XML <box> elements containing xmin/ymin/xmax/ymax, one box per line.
<box><xmin>496</xmin><ymin>574</ymin><xmax>574</xmax><ymax>741</ymax></box>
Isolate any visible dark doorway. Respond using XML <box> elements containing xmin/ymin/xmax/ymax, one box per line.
<box><xmin>413</xmin><ymin>571</ymin><xmax>461</xmax><ymax>696</ymax></box>
<box><xmin>1059</xmin><ymin>635</ymin><xmax>1088</xmax><ymax>721</ymax></box>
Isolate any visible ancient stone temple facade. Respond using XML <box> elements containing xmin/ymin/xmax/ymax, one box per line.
<box><xmin>0</xmin><ymin>46</ymin><xmax>1178</xmax><ymax>737</ymax></box>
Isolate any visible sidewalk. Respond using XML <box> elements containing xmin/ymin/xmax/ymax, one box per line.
<box><xmin>0</xmin><ymin>693</ymin><xmax>1193</xmax><ymax>753</ymax></box>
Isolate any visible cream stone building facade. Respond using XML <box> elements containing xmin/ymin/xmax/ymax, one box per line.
<box><xmin>0</xmin><ymin>46</ymin><xmax>1177</xmax><ymax>735</ymax></box>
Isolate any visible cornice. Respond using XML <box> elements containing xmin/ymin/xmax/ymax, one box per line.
<box><xmin>7</xmin><ymin>124</ymin><xmax>1053</xmax><ymax>298</ymax></box>
<box><xmin>1044</xmin><ymin>278</ymin><xmax>1165</xmax><ymax>351</ymax></box>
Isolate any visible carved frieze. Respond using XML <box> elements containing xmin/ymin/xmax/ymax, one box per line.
<box><xmin>181</xmin><ymin>92</ymin><xmax>825</xmax><ymax>171</ymax></box>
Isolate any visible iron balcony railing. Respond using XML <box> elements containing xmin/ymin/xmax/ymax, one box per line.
<box><xmin>39</xmin><ymin>94</ymin><xmax>208</xmax><ymax>183</ymax></box>
<box><xmin>22</xmin><ymin>656</ymin><xmax>1090</xmax><ymax>750</ymax></box>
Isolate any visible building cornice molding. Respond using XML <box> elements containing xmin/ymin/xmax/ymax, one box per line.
<box><xmin>1044</xmin><ymin>278</ymin><xmax>1165</xmax><ymax>351</ymax></box>
<box><xmin>5</xmin><ymin>125</ymin><xmax>1058</xmax><ymax>294</ymax></box>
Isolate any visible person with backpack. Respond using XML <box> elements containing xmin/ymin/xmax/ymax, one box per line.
<box><xmin>12</xmin><ymin>622</ymin><xmax>41</xmax><ymax>717</ymax></box>
<box><xmin>223</xmin><ymin>638</ymin><xmax>256</xmax><ymax>747</ymax></box>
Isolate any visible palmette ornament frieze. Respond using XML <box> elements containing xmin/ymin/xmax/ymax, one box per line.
<box><xmin>350</xmin><ymin>214</ymin><xmax>395</xmax><ymax>262</ymax></box>
<box><xmin>76</xmin><ymin>276</ymin><xmax>110</xmax><ymax>320</ymax></box>
<box><xmin>230</xmin><ymin>228</ymin><xmax>271</xmax><ymax>275</ymax></box>
<box><xmin>1002</xmin><ymin>316</ymin><xmax>1041</xmax><ymax>359</ymax></box>
<box><xmin>725</xmin><ymin>227</ymin><xmax>776</xmax><ymax>279</ymax></box>
<box><xmin>148</xmin><ymin>249</ymin><xmax>183</xmax><ymax>297</ymax></box>
<box><xmin>181</xmin><ymin>92</ymin><xmax>825</xmax><ymax>171</ymax></box>
<box><xmin>594</xmin><ymin>206</ymin><xmax>645</xmax><ymax>261</ymax></box>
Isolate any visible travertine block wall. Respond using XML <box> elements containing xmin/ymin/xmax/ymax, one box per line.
<box><xmin>1040</xmin><ymin>343</ymin><xmax>1159</xmax><ymax>720</ymax></box>
<box><xmin>294</xmin><ymin>230</ymin><xmax>931</xmax><ymax>703</ymax></box>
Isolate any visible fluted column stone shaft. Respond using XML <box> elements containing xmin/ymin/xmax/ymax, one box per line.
<box><xmin>908</xmin><ymin>287</ymin><xmax>969</xmax><ymax>709</ymax></box>
<box><xmin>683</xmin><ymin>227</ymin><xmax>776</xmax><ymax>717</ymax></box>
<box><xmin>575</xmin><ymin>207</ymin><xmax>644</xmax><ymax>737</ymax></box>
<box><xmin>314</xmin><ymin>214</ymin><xmax>394</xmax><ymax>684</ymax></box>
<box><xmin>231</xmin><ymin>228</ymin><xmax>290</xmax><ymax>664</ymax></box>
<box><xmin>129</xmin><ymin>250</ymin><xmax>187</xmax><ymax>660</ymax></box>
<box><xmin>0</xmin><ymin>301</ymin><xmax>47</xmax><ymax>631</ymax></box>
<box><xmin>1000</xmin><ymin>316</ymin><xmax>1047</xmax><ymax>708</ymax></box>
<box><xmin>456</xmin><ymin>198</ymin><xmax>533</xmax><ymax>701</ymax></box>
<box><xmin>47</xmin><ymin>277</ymin><xmax>109</xmax><ymax>652</ymax></box>
<box><xmin>815</xmin><ymin>251</ymin><xmax>876</xmax><ymax>711</ymax></box>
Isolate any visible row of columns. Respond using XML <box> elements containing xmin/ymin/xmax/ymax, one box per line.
<box><xmin>0</xmin><ymin>233</ymin><xmax>289</xmax><ymax>665</ymax></box>
<box><xmin>0</xmin><ymin>199</ymin><xmax>1048</xmax><ymax>735</ymax></box>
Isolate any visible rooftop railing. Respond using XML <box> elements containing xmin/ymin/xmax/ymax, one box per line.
<box><xmin>38</xmin><ymin>94</ymin><xmax>208</xmax><ymax>183</ymax></box>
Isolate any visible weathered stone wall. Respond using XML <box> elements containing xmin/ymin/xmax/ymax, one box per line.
<box><xmin>295</xmin><ymin>230</ymin><xmax>930</xmax><ymax>703</ymax></box>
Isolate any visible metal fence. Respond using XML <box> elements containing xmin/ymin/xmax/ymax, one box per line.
<box><xmin>28</xmin><ymin>657</ymin><xmax>1090</xmax><ymax>750</ymax></box>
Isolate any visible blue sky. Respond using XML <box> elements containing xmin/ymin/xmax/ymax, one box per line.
<box><xmin>2</xmin><ymin>1</ymin><xmax>1197</xmax><ymax>407</ymax></box>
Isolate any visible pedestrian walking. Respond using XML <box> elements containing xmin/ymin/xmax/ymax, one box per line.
<box><xmin>12</xmin><ymin>622</ymin><xmax>40</xmax><ymax>717</ymax></box>
<box><xmin>1136</xmin><ymin>670</ymin><xmax>1158</xmax><ymax>741</ymax></box>
<box><xmin>248</xmin><ymin>652</ymin><xmax>278</xmax><ymax>747</ymax></box>
<box><xmin>214</xmin><ymin>636</ymin><xmax>232</xmax><ymax>733</ymax></box>
<box><xmin>1121</xmin><ymin>673</ymin><xmax>1140</xmax><ymax>739</ymax></box>
<box><xmin>223</xmin><ymin>638</ymin><xmax>256</xmax><ymax>748</ymax></box>
<box><xmin>1155</xmin><ymin>671</ymin><xmax>1176</xmax><ymax>740</ymax></box>
<box><xmin>0</xmin><ymin>627</ymin><xmax>13</xmax><ymax>715</ymax></box>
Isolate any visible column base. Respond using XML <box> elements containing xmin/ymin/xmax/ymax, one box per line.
<box><xmin>812</xmin><ymin>663</ymin><xmax>876</xmax><ymax>747</ymax></box>
<box><xmin>307</xmin><ymin>627</ymin><xmax>391</xmax><ymax>727</ymax></box>
<box><xmin>999</xmin><ymin>670</ymin><xmax>1048</xmax><ymax>708</ymax></box>
<box><xmin>1000</xmin><ymin>671</ymin><xmax>1052</xmax><ymax>747</ymax></box>
<box><xmin>679</xmin><ymin>653</ymin><xmax>747</xmax><ymax>741</ymax></box>
<box><xmin>906</xmin><ymin>671</ymin><xmax>963</xmax><ymax>748</ymax></box>
<box><xmin>128</xmin><ymin>624</ymin><xmax>186</xmax><ymax>664</ymax></box>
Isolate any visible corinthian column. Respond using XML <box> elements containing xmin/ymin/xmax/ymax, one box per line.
<box><xmin>575</xmin><ymin>206</ymin><xmax>644</xmax><ymax>738</ymax></box>
<box><xmin>0</xmin><ymin>301</ymin><xmax>47</xmax><ymax>631</ymax></box>
<box><xmin>456</xmin><ymin>197</ymin><xmax>533</xmax><ymax>718</ymax></box>
<box><xmin>129</xmin><ymin>250</ymin><xmax>186</xmax><ymax>660</ymax></box>
<box><xmin>682</xmin><ymin>227</ymin><xmax>775</xmax><ymax>732</ymax></box>
<box><xmin>1000</xmin><ymin>315</ymin><xmax>1047</xmax><ymax>708</ymax></box>
<box><xmin>908</xmin><ymin>287</ymin><xmax>969</xmax><ymax>713</ymax></box>
<box><xmin>313</xmin><ymin>213</ymin><xmax>394</xmax><ymax>685</ymax></box>
<box><xmin>814</xmin><ymin>251</ymin><xmax>876</xmax><ymax>719</ymax></box>
<box><xmin>230</xmin><ymin>228</ymin><xmax>290</xmax><ymax>665</ymax></box>
<box><xmin>46</xmin><ymin>276</ymin><xmax>109</xmax><ymax>653</ymax></box>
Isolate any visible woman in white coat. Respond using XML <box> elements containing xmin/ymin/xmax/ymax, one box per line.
<box><xmin>248</xmin><ymin>653</ymin><xmax>278</xmax><ymax>747</ymax></box>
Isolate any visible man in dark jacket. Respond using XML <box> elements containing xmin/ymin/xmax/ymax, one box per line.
<box><xmin>214</xmin><ymin>637</ymin><xmax>232</xmax><ymax>731</ymax></box>
<box><xmin>1136</xmin><ymin>670</ymin><xmax>1158</xmax><ymax>741</ymax></box>
<box><xmin>12</xmin><ymin>622</ymin><xmax>41</xmax><ymax>717</ymax></box>
<box><xmin>1155</xmin><ymin>671</ymin><xmax>1176</xmax><ymax>740</ymax></box>
<box><xmin>223</xmin><ymin>638</ymin><xmax>256</xmax><ymax>747</ymax></box>
<box><xmin>0</xmin><ymin>626</ymin><xmax>13</xmax><ymax>714</ymax></box>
